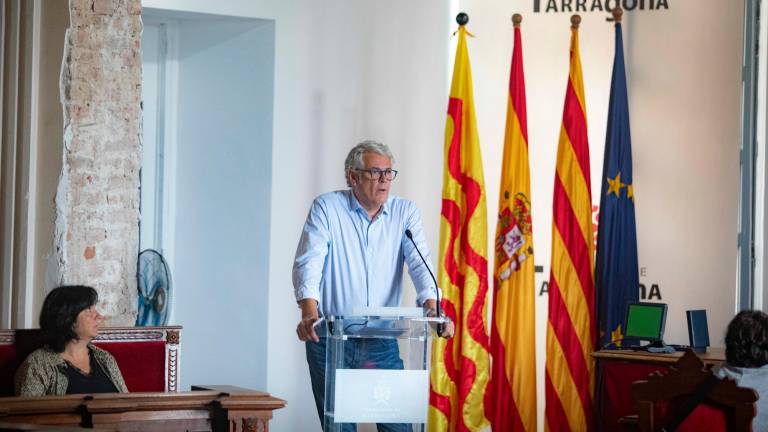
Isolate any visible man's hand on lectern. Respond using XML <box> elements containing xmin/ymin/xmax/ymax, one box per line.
<box><xmin>438</xmin><ymin>318</ymin><xmax>455</xmax><ymax>339</ymax></box>
<box><xmin>296</xmin><ymin>299</ymin><xmax>320</xmax><ymax>342</ymax></box>
<box><xmin>423</xmin><ymin>299</ymin><xmax>455</xmax><ymax>339</ymax></box>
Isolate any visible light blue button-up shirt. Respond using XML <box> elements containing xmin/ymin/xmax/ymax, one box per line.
<box><xmin>293</xmin><ymin>189</ymin><xmax>438</xmax><ymax>316</ymax></box>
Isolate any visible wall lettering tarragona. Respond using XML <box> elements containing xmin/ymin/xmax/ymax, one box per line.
<box><xmin>534</xmin><ymin>206</ymin><xmax>663</xmax><ymax>300</ymax></box>
<box><xmin>534</xmin><ymin>0</ymin><xmax>670</xmax><ymax>13</ymax></box>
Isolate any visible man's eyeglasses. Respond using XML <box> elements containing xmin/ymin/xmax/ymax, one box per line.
<box><xmin>354</xmin><ymin>168</ymin><xmax>399</xmax><ymax>181</ymax></box>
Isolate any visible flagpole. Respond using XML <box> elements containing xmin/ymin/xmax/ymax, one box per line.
<box><xmin>512</xmin><ymin>13</ymin><xmax>522</xmax><ymax>27</ymax></box>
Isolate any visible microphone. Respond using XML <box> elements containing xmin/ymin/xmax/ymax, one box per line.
<box><xmin>405</xmin><ymin>229</ymin><xmax>444</xmax><ymax>335</ymax></box>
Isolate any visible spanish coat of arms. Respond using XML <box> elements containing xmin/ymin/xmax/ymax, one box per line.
<box><xmin>495</xmin><ymin>192</ymin><xmax>533</xmax><ymax>282</ymax></box>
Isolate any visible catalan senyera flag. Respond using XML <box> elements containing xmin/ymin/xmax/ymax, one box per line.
<box><xmin>545</xmin><ymin>17</ymin><xmax>596</xmax><ymax>432</ymax></box>
<box><xmin>596</xmin><ymin>17</ymin><xmax>639</xmax><ymax>350</ymax></box>
<box><xmin>489</xmin><ymin>17</ymin><xmax>537</xmax><ymax>432</ymax></box>
<box><xmin>428</xmin><ymin>23</ymin><xmax>491</xmax><ymax>432</ymax></box>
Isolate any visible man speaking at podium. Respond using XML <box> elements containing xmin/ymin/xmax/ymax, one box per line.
<box><xmin>293</xmin><ymin>140</ymin><xmax>454</xmax><ymax>430</ymax></box>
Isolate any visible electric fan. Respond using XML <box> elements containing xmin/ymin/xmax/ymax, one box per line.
<box><xmin>136</xmin><ymin>249</ymin><xmax>172</xmax><ymax>326</ymax></box>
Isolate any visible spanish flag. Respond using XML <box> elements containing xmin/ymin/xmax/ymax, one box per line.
<box><xmin>545</xmin><ymin>15</ymin><xmax>596</xmax><ymax>432</ymax></box>
<box><xmin>429</xmin><ymin>16</ymin><xmax>491</xmax><ymax>432</ymax></box>
<box><xmin>489</xmin><ymin>14</ymin><xmax>537</xmax><ymax>432</ymax></box>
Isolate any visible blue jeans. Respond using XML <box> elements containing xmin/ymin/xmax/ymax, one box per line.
<box><xmin>306</xmin><ymin>337</ymin><xmax>410</xmax><ymax>432</ymax></box>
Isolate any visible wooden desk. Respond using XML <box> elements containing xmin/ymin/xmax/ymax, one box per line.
<box><xmin>0</xmin><ymin>388</ymin><xmax>286</xmax><ymax>431</ymax></box>
<box><xmin>593</xmin><ymin>348</ymin><xmax>725</xmax><ymax>431</ymax></box>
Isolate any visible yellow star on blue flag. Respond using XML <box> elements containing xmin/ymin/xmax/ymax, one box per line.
<box><xmin>606</xmin><ymin>172</ymin><xmax>624</xmax><ymax>197</ymax></box>
<box><xmin>611</xmin><ymin>324</ymin><xmax>624</xmax><ymax>347</ymax></box>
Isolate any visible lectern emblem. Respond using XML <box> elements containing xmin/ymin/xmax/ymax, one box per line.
<box><xmin>372</xmin><ymin>378</ymin><xmax>391</xmax><ymax>406</ymax></box>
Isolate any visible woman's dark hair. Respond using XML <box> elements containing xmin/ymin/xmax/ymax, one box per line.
<box><xmin>725</xmin><ymin>310</ymin><xmax>768</xmax><ymax>368</ymax></box>
<box><xmin>39</xmin><ymin>285</ymin><xmax>98</xmax><ymax>353</ymax></box>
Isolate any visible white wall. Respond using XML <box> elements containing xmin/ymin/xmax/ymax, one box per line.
<box><xmin>141</xmin><ymin>8</ymin><xmax>276</xmax><ymax>391</ymax></box>
<box><xmin>264</xmin><ymin>4</ymin><xmax>450</xmax><ymax>430</ymax></box>
<box><xmin>173</xmin><ymin>16</ymin><xmax>274</xmax><ymax>390</ymax></box>
<box><xmin>628</xmin><ymin>2</ymin><xmax>743</xmax><ymax>344</ymax></box>
<box><xmin>140</xmin><ymin>22</ymin><xmax>160</xmax><ymax>252</ymax></box>
<box><xmin>142</xmin><ymin>2</ymin><xmax>450</xmax><ymax>431</ymax></box>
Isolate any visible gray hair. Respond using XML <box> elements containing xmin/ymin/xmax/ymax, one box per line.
<box><xmin>344</xmin><ymin>140</ymin><xmax>394</xmax><ymax>186</ymax></box>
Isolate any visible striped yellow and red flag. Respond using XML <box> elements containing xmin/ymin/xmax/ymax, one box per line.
<box><xmin>428</xmin><ymin>18</ymin><xmax>491</xmax><ymax>432</ymax></box>
<box><xmin>544</xmin><ymin>15</ymin><xmax>596</xmax><ymax>432</ymax></box>
<box><xmin>489</xmin><ymin>15</ymin><xmax>537</xmax><ymax>432</ymax></box>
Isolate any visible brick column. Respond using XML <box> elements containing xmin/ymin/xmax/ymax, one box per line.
<box><xmin>55</xmin><ymin>0</ymin><xmax>143</xmax><ymax>325</ymax></box>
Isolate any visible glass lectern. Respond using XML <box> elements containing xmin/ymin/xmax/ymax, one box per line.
<box><xmin>321</xmin><ymin>310</ymin><xmax>445</xmax><ymax>432</ymax></box>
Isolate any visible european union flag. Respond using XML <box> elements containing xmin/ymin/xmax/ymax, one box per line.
<box><xmin>596</xmin><ymin>20</ymin><xmax>639</xmax><ymax>349</ymax></box>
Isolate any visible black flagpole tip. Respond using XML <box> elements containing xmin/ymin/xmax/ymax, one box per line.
<box><xmin>456</xmin><ymin>12</ymin><xmax>469</xmax><ymax>26</ymax></box>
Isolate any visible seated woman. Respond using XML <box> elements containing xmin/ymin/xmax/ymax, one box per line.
<box><xmin>15</xmin><ymin>285</ymin><xmax>128</xmax><ymax>396</ymax></box>
<box><xmin>714</xmin><ymin>310</ymin><xmax>768</xmax><ymax>431</ymax></box>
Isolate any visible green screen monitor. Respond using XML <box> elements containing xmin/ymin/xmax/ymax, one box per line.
<box><xmin>624</xmin><ymin>302</ymin><xmax>668</xmax><ymax>341</ymax></box>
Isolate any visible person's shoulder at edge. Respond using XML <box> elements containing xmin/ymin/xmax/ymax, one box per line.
<box><xmin>14</xmin><ymin>347</ymin><xmax>61</xmax><ymax>396</ymax></box>
<box><xmin>714</xmin><ymin>362</ymin><xmax>768</xmax><ymax>385</ymax></box>
<box><xmin>18</xmin><ymin>346</ymin><xmax>62</xmax><ymax>370</ymax></box>
<box><xmin>713</xmin><ymin>362</ymin><xmax>739</xmax><ymax>378</ymax></box>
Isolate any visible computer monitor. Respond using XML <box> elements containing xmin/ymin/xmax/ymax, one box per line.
<box><xmin>624</xmin><ymin>302</ymin><xmax>668</xmax><ymax>341</ymax></box>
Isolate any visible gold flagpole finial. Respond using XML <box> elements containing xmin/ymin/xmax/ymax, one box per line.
<box><xmin>571</xmin><ymin>14</ymin><xmax>581</xmax><ymax>30</ymax></box>
<box><xmin>607</xmin><ymin>7</ymin><xmax>623</xmax><ymax>22</ymax></box>
<box><xmin>512</xmin><ymin>14</ymin><xmax>522</xmax><ymax>28</ymax></box>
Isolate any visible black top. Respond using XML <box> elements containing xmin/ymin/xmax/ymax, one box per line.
<box><xmin>63</xmin><ymin>352</ymin><xmax>119</xmax><ymax>394</ymax></box>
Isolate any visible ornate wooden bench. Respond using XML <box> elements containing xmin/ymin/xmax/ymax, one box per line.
<box><xmin>0</xmin><ymin>326</ymin><xmax>181</xmax><ymax>395</ymax></box>
<box><xmin>0</xmin><ymin>327</ymin><xmax>287</xmax><ymax>430</ymax></box>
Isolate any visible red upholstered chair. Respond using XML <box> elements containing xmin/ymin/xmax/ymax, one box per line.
<box><xmin>0</xmin><ymin>326</ymin><xmax>180</xmax><ymax>396</ymax></box>
<box><xmin>631</xmin><ymin>350</ymin><xmax>758</xmax><ymax>432</ymax></box>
